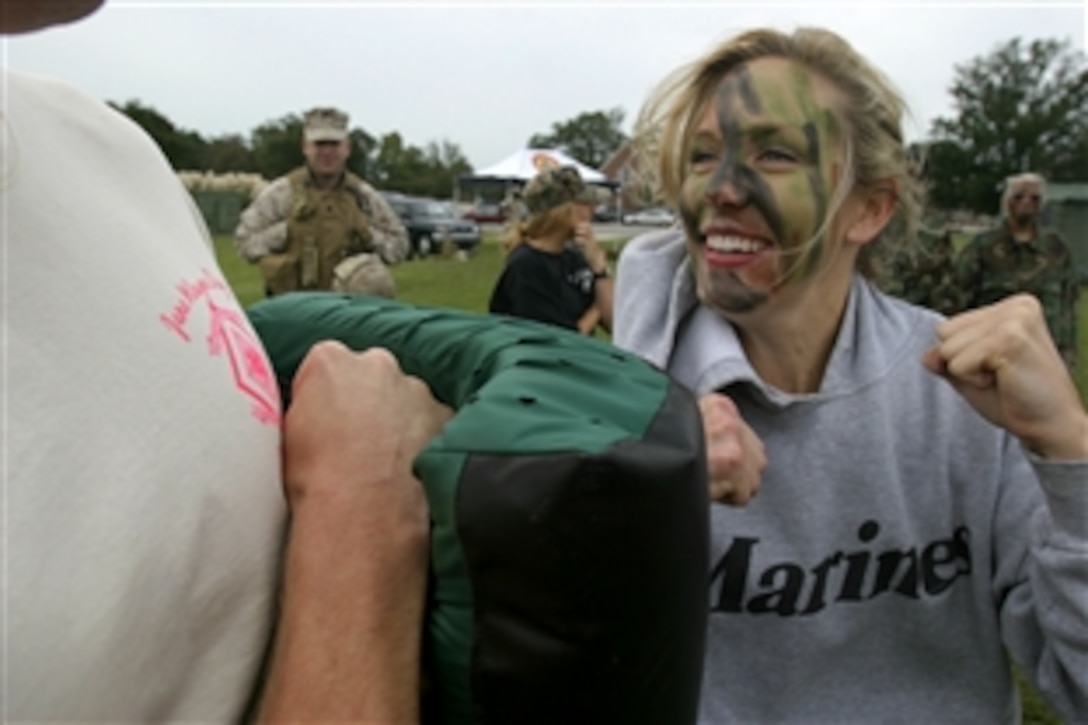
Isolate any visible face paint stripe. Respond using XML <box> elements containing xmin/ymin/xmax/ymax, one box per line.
<box><xmin>708</xmin><ymin>77</ymin><xmax>744</xmax><ymax>202</ymax></box>
<box><xmin>742</xmin><ymin>170</ymin><xmax>785</xmax><ymax>243</ymax></box>
<box><xmin>803</xmin><ymin>122</ymin><xmax>828</xmax><ymax>226</ymax></box>
<box><xmin>735</xmin><ymin>65</ymin><xmax>762</xmax><ymax>115</ymax></box>
<box><xmin>707</xmin><ymin>67</ymin><xmax>785</xmax><ymax>242</ymax></box>
<box><xmin>799</xmin><ymin>120</ymin><xmax>831</xmax><ymax>278</ymax></box>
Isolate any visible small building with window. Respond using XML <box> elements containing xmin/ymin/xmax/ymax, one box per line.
<box><xmin>1045</xmin><ymin>182</ymin><xmax>1088</xmax><ymax>283</ymax></box>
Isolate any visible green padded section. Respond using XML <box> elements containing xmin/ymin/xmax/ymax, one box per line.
<box><xmin>248</xmin><ymin>292</ymin><xmax>669</xmax><ymax>454</ymax></box>
<box><xmin>247</xmin><ymin>292</ymin><xmax>675</xmax><ymax>721</ymax></box>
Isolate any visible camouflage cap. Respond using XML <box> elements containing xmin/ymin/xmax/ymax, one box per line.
<box><xmin>523</xmin><ymin>165</ymin><xmax>601</xmax><ymax>214</ymax></box>
<box><xmin>303</xmin><ymin>107</ymin><xmax>349</xmax><ymax>143</ymax></box>
<box><xmin>331</xmin><ymin>253</ymin><xmax>395</xmax><ymax>298</ymax></box>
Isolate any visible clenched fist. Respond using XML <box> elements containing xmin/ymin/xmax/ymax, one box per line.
<box><xmin>923</xmin><ymin>294</ymin><xmax>1088</xmax><ymax>461</ymax></box>
<box><xmin>700</xmin><ymin>393</ymin><xmax>767</xmax><ymax>505</ymax></box>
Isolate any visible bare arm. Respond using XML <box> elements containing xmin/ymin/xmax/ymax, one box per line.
<box><xmin>574</xmin><ymin>222</ymin><xmax>614</xmax><ymax>333</ymax></box>
<box><xmin>577</xmin><ymin>304</ymin><xmax>602</xmax><ymax>335</ymax></box>
<box><xmin>257</xmin><ymin>342</ymin><xmax>451</xmax><ymax>722</ymax></box>
<box><xmin>591</xmin><ymin>276</ymin><xmax>615</xmax><ymax>333</ymax></box>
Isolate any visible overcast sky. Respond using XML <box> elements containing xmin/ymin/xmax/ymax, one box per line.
<box><xmin>5</xmin><ymin>0</ymin><xmax>1085</xmax><ymax>171</ymax></box>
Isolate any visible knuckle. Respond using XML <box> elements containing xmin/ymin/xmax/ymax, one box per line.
<box><xmin>403</xmin><ymin>374</ymin><xmax>434</xmax><ymax>401</ymax></box>
<box><xmin>708</xmin><ymin>439</ymin><xmax>741</xmax><ymax>467</ymax></box>
<box><xmin>995</xmin><ymin>316</ymin><xmax>1032</xmax><ymax>349</ymax></box>
<box><xmin>710</xmin><ymin>480</ymin><xmax>732</xmax><ymax>499</ymax></box>
<box><xmin>1011</xmin><ymin>293</ymin><xmax>1042</xmax><ymax>316</ymax></box>
<box><xmin>703</xmin><ymin>393</ymin><xmax>738</xmax><ymax>415</ymax></box>
<box><xmin>308</xmin><ymin>339</ymin><xmax>352</xmax><ymax>367</ymax></box>
<box><xmin>359</xmin><ymin>346</ymin><xmax>401</xmax><ymax>371</ymax></box>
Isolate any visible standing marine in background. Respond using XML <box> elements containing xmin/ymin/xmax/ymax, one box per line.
<box><xmin>500</xmin><ymin>185</ymin><xmax>528</xmax><ymax>235</ymax></box>
<box><xmin>882</xmin><ymin>226</ymin><xmax>962</xmax><ymax>316</ymax></box>
<box><xmin>955</xmin><ymin>172</ymin><xmax>1079</xmax><ymax>371</ymax></box>
<box><xmin>879</xmin><ymin>145</ymin><xmax>961</xmax><ymax>316</ymax></box>
<box><xmin>234</xmin><ymin>107</ymin><xmax>409</xmax><ymax>297</ymax></box>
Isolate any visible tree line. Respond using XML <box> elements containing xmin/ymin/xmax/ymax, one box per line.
<box><xmin>113</xmin><ymin>99</ymin><xmax>634</xmax><ymax>202</ymax></box>
<box><xmin>112</xmin><ymin>104</ymin><xmax>476</xmax><ymax>200</ymax></box>
<box><xmin>114</xmin><ymin>35</ymin><xmax>1085</xmax><ymax>213</ymax></box>
<box><xmin>925</xmin><ymin>37</ymin><xmax>1087</xmax><ymax>214</ymax></box>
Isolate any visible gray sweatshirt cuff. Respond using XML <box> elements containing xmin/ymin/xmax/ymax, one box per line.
<box><xmin>1029</xmin><ymin>453</ymin><xmax>1088</xmax><ymax>543</ymax></box>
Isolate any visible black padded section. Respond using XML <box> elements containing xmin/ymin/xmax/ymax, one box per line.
<box><xmin>455</xmin><ymin>382</ymin><xmax>709</xmax><ymax>724</ymax></box>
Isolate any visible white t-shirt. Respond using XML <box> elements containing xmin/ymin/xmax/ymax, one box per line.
<box><xmin>3</xmin><ymin>70</ymin><xmax>287</xmax><ymax>719</ymax></box>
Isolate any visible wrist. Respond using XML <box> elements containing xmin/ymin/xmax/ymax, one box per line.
<box><xmin>287</xmin><ymin>469</ymin><xmax>429</xmax><ymax>551</ymax></box>
<box><xmin>580</xmin><ymin>247</ymin><xmax>605</xmax><ymax>269</ymax></box>
<box><xmin>1026</xmin><ymin>412</ymin><xmax>1088</xmax><ymax>462</ymax></box>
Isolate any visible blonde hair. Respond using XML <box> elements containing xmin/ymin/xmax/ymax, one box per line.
<box><xmin>502</xmin><ymin>202</ymin><xmax>576</xmax><ymax>256</ymax></box>
<box><xmin>631</xmin><ymin>26</ymin><xmax>924</xmax><ymax>281</ymax></box>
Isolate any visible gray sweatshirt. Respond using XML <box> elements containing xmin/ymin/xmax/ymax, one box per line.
<box><xmin>614</xmin><ymin>229</ymin><xmax>1088</xmax><ymax>723</ymax></box>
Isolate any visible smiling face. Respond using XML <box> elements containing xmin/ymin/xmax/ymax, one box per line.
<box><xmin>678</xmin><ymin>56</ymin><xmax>849</xmax><ymax>317</ymax></box>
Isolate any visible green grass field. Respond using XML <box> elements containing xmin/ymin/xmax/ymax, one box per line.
<box><xmin>215</xmin><ymin>232</ymin><xmax>1077</xmax><ymax>723</ymax></box>
<box><xmin>214</xmin><ymin>233</ymin><xmax>506</xmax><ymax>312</ymax></box>
<box><xmin>215</xmin><ymin>231</ymin><xmax>1086</xmax><ymax>401</ymax></box>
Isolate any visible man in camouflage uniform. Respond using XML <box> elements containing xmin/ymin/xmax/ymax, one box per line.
<box><xmin>882</xmin><ymin>227</ymin><xmax>961</xmax><ymax>316</ymax></box>
<box><xmin>879</xmin><ymin>143</ymin><xmax>963</xmax><ymax>316</ymax></box>
<box><xmin>234</xmin><ymin>107</ymin><xmax>409</xmax><ymax>297</ymax></box>
<box><xmin>955</xmin><ymin>172</ymin><xmax>1079</xmax><ymax>370</ymax></box>
<box><xmin>499</xmin><ymin>185</ymin><xmax>528</xmax><ymax>242</ymax></box>
<box><xmin>500</xmin><ymin>186</ymin><xmax>527</xmax><ymax>224</ymax></box>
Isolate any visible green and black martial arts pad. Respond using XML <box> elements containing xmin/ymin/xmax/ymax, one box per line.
<box><xmin>248</xmin><ymin>292</ymin><xmax>709</xmax><ymax>725</ymax></box>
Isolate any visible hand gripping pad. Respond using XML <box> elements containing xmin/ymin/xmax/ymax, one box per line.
<box><xmin>248</xmin><ymin>292</ymin><xmax>709</xmax><ymax>725</ymax></box>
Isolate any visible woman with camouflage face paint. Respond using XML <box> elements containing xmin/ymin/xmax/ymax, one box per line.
<box><xmin>614</xmin><ymin>27</ymin><xmax>1088</xmax><ymax>723</ymax></box>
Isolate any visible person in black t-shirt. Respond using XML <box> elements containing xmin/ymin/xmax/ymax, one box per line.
<box><xmin>489</xmin><ymin>166</ymin><xmax>613</xmax><ymax>335</ymax></box>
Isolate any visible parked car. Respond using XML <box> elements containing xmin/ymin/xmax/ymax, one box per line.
<box><xmin>382</xmin><ymin>192</ymin><xmax>482</xmax><ymax>258</ymax></box>
<box><xmin>463</xmin><ymin>203</ymin><xmax>504</xmax><ymax>224</ymax></box>
<box><xmin>593</xmin><ymin>203</ymin><xmax>620</xmax><ymax>223</ymax></box>
<box><xmin>622</xmin><ymin>207</ymin><xmax>677</xmax><ymax>227</ymax></box>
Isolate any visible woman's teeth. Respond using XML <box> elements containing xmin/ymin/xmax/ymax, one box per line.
<box><xmin>707</xmin><ymin>235</ymin><xmax>767</xmax><ymax>253</ymax></box>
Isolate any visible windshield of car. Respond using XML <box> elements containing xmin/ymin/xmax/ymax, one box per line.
<box><xmin>412</xmin><ymin>201</ymin><xmax>450</xmax><ymax>218</ymax></box>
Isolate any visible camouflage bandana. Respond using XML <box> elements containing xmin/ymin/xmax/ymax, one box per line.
<box><xmin>523</xmin><ymin>165</ymin><xmax>599</xmax><ymax>214</ymax></box>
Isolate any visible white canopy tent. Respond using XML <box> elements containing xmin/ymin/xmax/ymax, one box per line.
<box><xmin>461</xmin><ymin>148</ymin><xmax>615</xmax><ymax>186</ymax></box>
<box><xmin>456</xmin><ymin>148</ymin><xmax>618</xmax><ymax>218</ymax></box>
